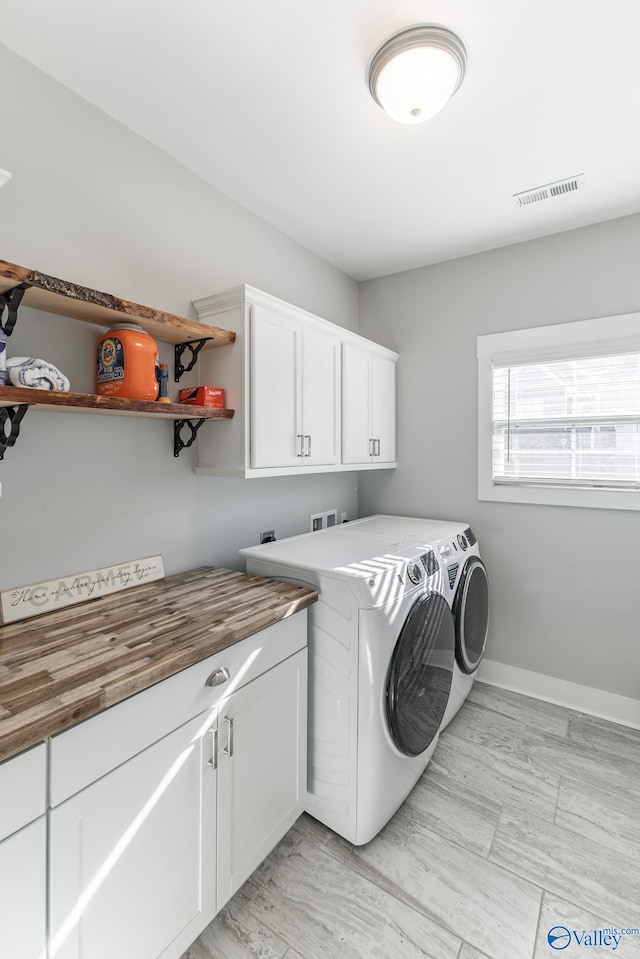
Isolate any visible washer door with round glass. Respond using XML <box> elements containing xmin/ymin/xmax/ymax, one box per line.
<box><xmin>453</xmin><ymin>556</ymin><xmax>489</xmax><ymax>675</ymax></box>
<box><xmin>386</xmin><ymin>592</ymin><xmax>455</xmax><ymax>757</ymax></box>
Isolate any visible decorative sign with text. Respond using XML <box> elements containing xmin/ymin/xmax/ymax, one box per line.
<box><xmin>0</xmin><ymin>555</ymin><xmax>165</xmax><ymax>624</ymax></box>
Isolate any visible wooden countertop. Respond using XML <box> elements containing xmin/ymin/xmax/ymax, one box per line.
<box><xmin>0</xmin><ymin>566</ymin><xmax>317</xmax><ymax>764</ymax></box>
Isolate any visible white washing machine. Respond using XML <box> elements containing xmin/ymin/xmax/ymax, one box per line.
<box><xmin>346</xmin><ymin>515</ymin><xmax>490</xmax><ymax>728</ymax></box>
<box><xmin>240</xmin><ymin>521</ymin><xmax>460</xmax><ymax>845</ymax></box>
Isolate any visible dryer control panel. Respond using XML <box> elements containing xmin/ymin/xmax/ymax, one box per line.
<box><xmin>405</xmin><ymin>549</ymin><xmax>440</xmax><ymax>586</ymax></box>
<box><xmin>420</xmin><ymin>550</ymin><xmax>439</xmax><ymax>576</ymax></box>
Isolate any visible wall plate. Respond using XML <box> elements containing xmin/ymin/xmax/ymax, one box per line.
<box><xmin>309</xmin><ymin>512</ymin><xmax>324</xmax><ymax>532</ymax></box>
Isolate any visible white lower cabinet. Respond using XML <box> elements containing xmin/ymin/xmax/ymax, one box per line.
<box><xmin>0</xmin><ymin>817</ymin><xmax>47</xmax><ymax>959</ymax></box>
<box><xmin>0</xmin><ymin>742</ymin><xmax>47</xmax><ymax>959</ymax></box>
<box><xmin>50</xmin><ymin>711</ymin><xmax>217</xmax><ymax>959</ymax></box>
<box><xmin>217</xmin><ymin>646</ymin><xmax>307</xmax><ymax>907</ymax></box>
<box><xmin>48</xmin><ymin>615</ymin><xmax>308</xmax><ymax>959</ymax></box>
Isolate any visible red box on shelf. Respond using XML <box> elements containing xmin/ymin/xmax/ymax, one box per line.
<box><xmin>178</xmin><ymin>386</ymin><xmax>225</xmax><ymax>408</ymax></box>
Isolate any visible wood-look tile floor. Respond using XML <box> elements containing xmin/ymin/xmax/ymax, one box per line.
<box><xmin>181</xmin><ymin>682</ymin><xmax>640</xmax><ymax>959</ymax></box>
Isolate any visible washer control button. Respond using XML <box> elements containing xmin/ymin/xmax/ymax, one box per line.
<box><xmin>458</xmin><ymin>534</ymin><xmax>468</xmax><ymax>550</ymax></box>
<box><xmin>420</xmin><ymin>550</ymin><xmax>439</xmax><ymax>576</ymax></box>
<box><xmin>406</xmin><ymin>562</ymin><xmax>423</xmax><ymax>585</ymax></box>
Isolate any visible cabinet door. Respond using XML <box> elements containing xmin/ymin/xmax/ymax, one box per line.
<box><xmin>371</xmin><ymin>355</ymin><xmax>396</xmax><ymax>463</ymax></box>
<box><xmin>301</xmin><ymin>326</ymin><xmax>341</xmax><ymax>465</ymax></box>
<box><xmin>217</xmin><ymin>648</ymin><xmax>307</xmax><ymax>909</ymax></box>
<box><xmin>0</xmin><ymin>817</ymin><xmax>46</xmax><ymax>959</ymax></box>
<box><xmin>50</xmin><ymin>710</ymin><xmax>218</xmax><ymax>959</ymax></box>
<box><xmin>251</xmin><ymin>305</ymin><xmax>301</xmax><ymax>468</ymax></box>
<box><xmin>342</xmin><ymin>343</ymin><xmax>372</xmax><ymax>464</ymax></box>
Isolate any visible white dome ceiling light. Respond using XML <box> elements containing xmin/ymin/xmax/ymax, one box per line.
<box><xmin>368</xmin><ymin>25</ymin><xmax>467</xmax><ymax>124</ymax></box>
<box><xmin>0</xmin><ymin>169</ymin><xmax>12</xmax><ymax>188</ymax></box>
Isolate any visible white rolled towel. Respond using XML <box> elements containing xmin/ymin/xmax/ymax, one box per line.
<box><xmin>7</xmin><ymin>356</ymin><xmax>71</xmax><ymax>392</ymax></box>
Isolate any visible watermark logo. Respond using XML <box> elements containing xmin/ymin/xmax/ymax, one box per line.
<box><xmin>548</xmin><ymin>927</ymin><xmax>572</xmax><ymax>950</ymax></box>
<box><xmin>547</xmin><ymin>924</ymin><xmax>640</xmax><ymax>951</ymax></box>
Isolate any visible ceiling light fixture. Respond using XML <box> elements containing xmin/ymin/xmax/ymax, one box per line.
<box><xmin>368</xmin><ymin>25</ymin><xmax>467</xmax><ymax>125</ymax></box>
<box><xmin>0</xmin><ymin>168</ymin><xmax>12</xmax><ymax>188</ymax></box>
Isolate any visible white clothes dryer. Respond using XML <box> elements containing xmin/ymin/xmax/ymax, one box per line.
<box><xmin>346</xmin><ymin>515</ymin><xmax>490</xmax><ymax>729</ymax></box>
<box><xmin>240</xmin><ymin>524</ymin><xmax>457</xmax><ymax>845</ymax></box>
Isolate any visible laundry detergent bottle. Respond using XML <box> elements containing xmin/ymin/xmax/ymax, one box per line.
<box><xmin>96</xmin><ymin>323</ymin><xmax>159</xmax><ymax>401</ymax></box>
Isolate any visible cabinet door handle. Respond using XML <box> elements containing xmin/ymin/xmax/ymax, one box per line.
<box><xmin>223</xmin><ymin>715</ymin><xmax>234</xmax><ymax>757</ymax></box>
<box><xmin>369</xmin><ymin>438</ymin><xmax>374</xmax><ymax>456</ymax></box>
<box><xmin>205</xmin><ymin>666</ymin><xmax>230</xmax><ymax>687</ymax></box>
<box><xmin>297</xmin><ymin>434</ymin><xmax>305</xmax><ymax>457</ymax></box>
<box><xmin>375</xmin><ymin>438</ymin><xmax>381</xmax><ymax>456</ymax></box>
<box><xmin>304</xmin><ymin>434</ymin><xmax>311</xmax><ymax>457</ymax></box>
<box><xmin>207</xmin><ymin>728</ymin><xmax>218</xmax><ymax>769</ymax></box>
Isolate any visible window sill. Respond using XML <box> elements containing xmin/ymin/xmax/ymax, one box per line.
<box><xmin>478</xmin><ymin>482</ymin><xmax>640</xmax><ymax>511</ymax></box>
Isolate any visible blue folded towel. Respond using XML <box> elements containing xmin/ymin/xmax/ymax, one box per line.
<box><xmin>6</xmin><ymin>356</ymin><xmax>71</xmax><ymax>392</ymax></box>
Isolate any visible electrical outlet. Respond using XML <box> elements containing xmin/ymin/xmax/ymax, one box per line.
<box><xmin>340</xmin><ymin>512</ymin><xmax>348</xmax><ymax>523</ymax></box>
<box><xmin>260</xmin><ymin>530</ymin><xmax>276</xmax><ymax>544</ymax></box>
<box><xmin>325</xmin><ymin>509</ymin><xmax>337</xmax><ymax>528</ymax></box>
<box><xmin>309</xmin><ymin>512</ymin><xmax>324</xmax><ymax>532</ymax></box>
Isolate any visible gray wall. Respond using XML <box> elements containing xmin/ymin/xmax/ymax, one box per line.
<box><xmin>0</xmin><ymin>45</ymin><xmax>359</xmax><ymax>587</ymax></box>
<box><xmin>358</xmin><ymin>215</ymin><xmax>640</xmax><ymax>701</ymax></box>
<box><xmin>3</xmin><ymin>42</ymin><xmax>639</xmax><ymax>705</ymax></box>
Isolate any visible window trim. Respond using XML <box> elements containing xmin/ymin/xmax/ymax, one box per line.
<box><xmin>477</xmin><ymin>312</ymin><xmax>640</xmax><ymax>511</ymax></box>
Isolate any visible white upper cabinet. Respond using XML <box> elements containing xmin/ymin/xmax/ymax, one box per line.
<box><xmin>193</xmin><ymin>286</ymin><xmax>397</xmax><ymax>478</ymax></box>
<box><xmin>299</xmin><ymin>323</ymin><xmax>342</xmax><ymax>467</ymax></box>
<box><xmin>342</xmin><ymin>344</ymin><xmax>397</xmax><ymax>466</ymax></box>
<box><xmin>250</xmin><ymin>305</ymin><xmax>300</xmax><ymax>469</ymax></box>
<box><xmin>250</xmin><ymin>303</ymin><xmax>340</xmax><ymax>469</ymax></box>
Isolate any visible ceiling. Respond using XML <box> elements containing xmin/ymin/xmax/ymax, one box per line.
<box><xmin>2</xmin><ymin>0</ymin><xmax>640</xmax><ymax>280</ymax></box>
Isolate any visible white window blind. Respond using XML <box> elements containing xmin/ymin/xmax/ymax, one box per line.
<box><xmin>492</xmin><ymin>351</ymin><xmax>640</xmax><ymax>489</ymax></box>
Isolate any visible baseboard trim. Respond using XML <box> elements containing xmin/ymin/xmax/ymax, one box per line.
<box><xmin>477</xmin><ymin>658</ymin><xmax>640</xmax><ymax>730</ymax></box>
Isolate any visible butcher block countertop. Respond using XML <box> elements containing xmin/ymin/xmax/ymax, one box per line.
<box><xmin>0</xmin><ymin>566</ymin><xmax>317</xmax><ymax>764</ymax></box>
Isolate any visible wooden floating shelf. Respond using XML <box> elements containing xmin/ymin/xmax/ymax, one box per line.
<box><xmin>0</xmin><ymin>259</ymin><xmax>236</xmax><ymax>348</ymax></box>
<box><xmin>0</xmin><ymin>386</ymin><xmax>235</xmax><ymax>421</ymax></box>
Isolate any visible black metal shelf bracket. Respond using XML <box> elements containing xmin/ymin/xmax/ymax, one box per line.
<box><xmin>174</xmin><ymin>418</ymin><xmax>206</xmax><ymax>457</ymax></box>
<box><xmin>0</xmin><ymin>404</ymin><xmax>28</xmax><ymax>460</ymax></box>
<box><xmin>174</xmin><ymin>339</ymin><xmax>213</xmax><ymax>382</ymax></box>
<box><xmin>0</xmin><ymin>284</ymin><xmax>29</xmax><ymax>337</ymax></box>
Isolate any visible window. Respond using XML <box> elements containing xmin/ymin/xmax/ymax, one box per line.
<box><xmin>477</xmin><ymin>312</ymin><xmax>640</xmax><ymax>510</ymax></box>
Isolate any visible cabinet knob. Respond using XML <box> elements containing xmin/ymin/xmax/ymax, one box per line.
<box><xmin>205</xmin><ymin>666</ymin><xmax>230</xmax><ymax>687</ymax></box>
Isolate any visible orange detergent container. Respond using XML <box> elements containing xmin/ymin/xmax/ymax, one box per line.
<box><xmin>96</xmin><ymin>323</ymin><xmax>159</xmax><ymax>401</ymax></box>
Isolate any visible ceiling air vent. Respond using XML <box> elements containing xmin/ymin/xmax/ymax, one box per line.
<box><xmin>514</xmin><ymin>174</ymin><xmax>585</xmax><ymax>208</ymax></box>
